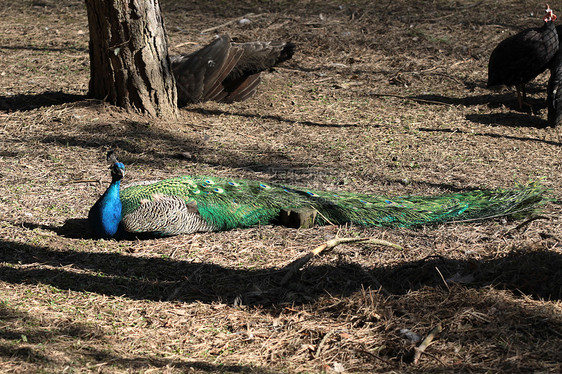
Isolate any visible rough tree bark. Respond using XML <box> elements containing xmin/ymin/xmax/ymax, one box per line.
<box><xmin>85</xmin><ymin>0</ymin><xmax>177</xmax><ymax>118</ymax></box>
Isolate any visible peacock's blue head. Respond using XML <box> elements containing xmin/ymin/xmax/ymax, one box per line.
<box><xmin>110</xmin><ymin>162</ymin><xmax>125</xmax><ymax>182</ymax></box>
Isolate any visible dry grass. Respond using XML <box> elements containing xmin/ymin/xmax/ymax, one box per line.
<box><xmin>1</xmin><ymin>0</ymin><xmax>562</xmax><ymax>372</ymax></box>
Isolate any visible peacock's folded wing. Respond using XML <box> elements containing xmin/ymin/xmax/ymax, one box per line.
<box><xmin>119</xmin><ymin>176</ymin><xmax>303</xmax><ymax>234</ymax></box>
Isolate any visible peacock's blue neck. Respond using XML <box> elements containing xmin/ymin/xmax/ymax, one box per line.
<box><xmin>93</xmin><ymin>179</ymin><xmax>122</xmax><ymax>238</ymax></box>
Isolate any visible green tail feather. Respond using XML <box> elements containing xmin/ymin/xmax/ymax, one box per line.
<box><xmin>119</xmin><ymin>176</ymin><xmax>547</xmax><ymax>232</ymax></box>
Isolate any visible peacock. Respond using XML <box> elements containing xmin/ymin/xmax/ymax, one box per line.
<box><xmin>87</xmin><ymin>153</ymin><xmax>547</xmax><ymax>239</ymax></box>
<box><xmin>170</xmin><ymin>35</ymin><xmax>295</xmax><ymax>106</ymax></box>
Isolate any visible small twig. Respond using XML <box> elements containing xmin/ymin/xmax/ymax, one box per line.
<box><xmin>172</xmin><ymin>41</ymin><xmax>199</xmax><ymax>49</ymax></box>
<box><xmin>183</xmin><ymin>122</ymin><xmax>211</xmax><ymax>130</ymax></box>
<box><xmin>418</xmin><ymin>1</ymin><xmax>484</xmax><ymax>22</ymax></box>
<box><xmin>356</xmin><ymin>344</ymin><xmax>393</xmax><ymax>365</ymax></box>
<box><xmin>412</xmin><ymin>324</ymin><xmax>443</xmax><ymax>365</ymax></box>
<box><xmin>315</xmin><ymin>330</ymin><xmax>337</xmax><ymax>358</ymax></box>
<box><xmin>418</xmin><ymin>11</ymin><xmax>458</xmax><ymax>22</ymax></box>
<box><xmin>459</xmin><ymin>0</ymin><xmax>484</xmax><ymax>10</ymax></box>
<box><xmin>200</xmin><ymin>13</ymin><xmax>267</xmax><ymax>34</ymax></box>
<box><xmin>368</xmin><ymin>93</ymin><xmax>453</xmax><ymax>106</ymax></box>
<box><xmin>65</xmin><ymin>179</ymin><xmax>101</xmax><ymax>185</ymax></box>
<box><xmin>435</xmin><ymin>266</ymin><xmax>450</xmax><ymax>292</ymax></box>
<box><xmin>280</xmin><ymin>237</ymin><xmax>402</xmax><ymax>285</ymax></box>
<box><xmin>308</xmin><ymin>207</ymin><xmax>336</xmax><ymax>226</ymax></box>
<box><xmin>422</xmin><ymin>71</ymin><xmax>464</xmax><ymax>86</ymax></box>
<box><xmin>419</xmin><ymin>350</ymin><xmax>447</xmax><ymax>366</ymax></box>
<box><xmin>443</xmin><ymin>208</ymin><xmax>544</xmax><ymax>224</ymax></box>
<box><xmin>548</xmin><ymin>326</ymin><xmax>562</xmax><ymax>338</ymax></box>
<box><xmin>360</xmin><ymin>267</ymin><xmax>391</xmax><ymax>297</ymax></box>
<box><xmin>402</xmin><ymin>69</ymin><xmax>463</xmax><ymax>85</ymax></box>
<box><xmin>273</xmin><ymin>66</ymin><xmax>307</xmax><ymax>73</ymax></box>
<box><xmin>417</xmin><ymin>66</ymin><xmax>439</xmax><ymax>73</ymax></box>
<box><xmin>314</xmin><ymin>77</ymin><xmax>333</xmax><ymax>84</ymax></box>
<box><xmin>504</xmin><ymin>215</ymin><xmax>549</xmax><ymax>235</ymax></box>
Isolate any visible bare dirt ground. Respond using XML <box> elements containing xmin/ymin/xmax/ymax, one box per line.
<box><xmin>1</xmin><ymin>0</ymin><xmax>562</xmax><ymax>372</ymax></box>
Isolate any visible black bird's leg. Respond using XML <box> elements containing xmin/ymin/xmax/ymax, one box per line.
<box><xmin>516</xmin><ymin>83</ymin><xmax>533</xmax><ymax>110</ymax></box>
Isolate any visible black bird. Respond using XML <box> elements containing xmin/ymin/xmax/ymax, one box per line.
<box><xmin>487</xmin><ymin>4</ymin><xmax>558</xmax><ymax>108</ymax></box>
<box><xmin>170</xmin><ymin>35</ymin><xmax>295</xmax><ymax>106</ymax></box>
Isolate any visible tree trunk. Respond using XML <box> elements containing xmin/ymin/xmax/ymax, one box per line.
<box><xmin>85</xmin><ymin>0</ymin><xmax>177</xmax><ymax>118</ymax></box>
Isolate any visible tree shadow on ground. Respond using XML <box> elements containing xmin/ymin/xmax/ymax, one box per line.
<box><xmin>0</xmin><ymin>44</ymin><xmax>88</xmax><ymax>53</ymax></box>
<box><xmin>184</xmin><ymin>107</ymin><xmax>366</xmax><ymax>128</ymax></box>
<box><xmin>411</xmin><ymin>92</ymin><xmax>547</xmax><ymax>112</ymax></box>
<box><xmin>0</xmin><ymin>92</ymin><xmax>87</xmax><ymax>112</ymax></box>
<box><xmin>1</xmin><ymin>233</ymin><xmax>561</xmax><ymax>371</ymax></box>
<box><xmin>32</xmin><ymin>121</ymin><xmax>312</xmax><ymax>175</ymax></box>
<box><xmin>1</xmin><ymin>236</ymin><xmax>560</xmax><ymax>305</ymax></box>
<box><xmin>20</xmin><ymin>112</ymin><xmax>351</xmax><ymax>180</ymax></box>
<box><xmin>0</xmin><ymin>304</ymin><xmax>276</xmax><ymax>373</ymax></box>
<box><xmin>466</xmin><ymin>112</ymin><xmax>550</xmax><ymax>129</ymax></box>
<box><xmin>35</xmin><ymin>124</ymin><xmax>204</xmax><ymax>170</ymax></box>
<box><xmin>417</xmin><ymin>127</ymin><xmax>562</xmax><ymax>147</ymax></box>
<box><xmin>382</xmin><ymin>178</ymin><xmax>483</xmax><ymax>193</ymax></box>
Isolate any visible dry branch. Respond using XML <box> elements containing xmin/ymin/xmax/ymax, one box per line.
<box><xmin>435</xmin><ymin>266</ymin><xmax>450</xmax><ymax>292</ymax></box>
<box><xmin>315</xmin><ymin>329</ymin><xmax>337</xmax><ymax>358</ymax></box>
<box><xmin>172</xmin><ymin>41</ymin><xmax>199</xmax><ymax>49</ymax></box>
<box><xmin>412</xmin><ymin>324</ymin><xmax>443</xmax><ymax>365</ymax></box>
<box><xmin>200</xmin><ymin>13</ymin><xmax>267</xmax><ymax>34</ymax></box>
<box><xmin>65</xmin><ymin>179</ymin><xmax>101</xmax><ymax>184</ymax></box>
<box><xmin>504</xmin><ymin>215</ymin><xmax>549</xmax><ymax>235</ymax></box>
<box><xmin>280</xmin><ymin>237</ymin><xmax>402</xmax><ymax>285</ymax></box>
<box><xmin>368</xmin><ymin>93</ymin><xmax>454</xmax><ymax>106</ymax></box>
